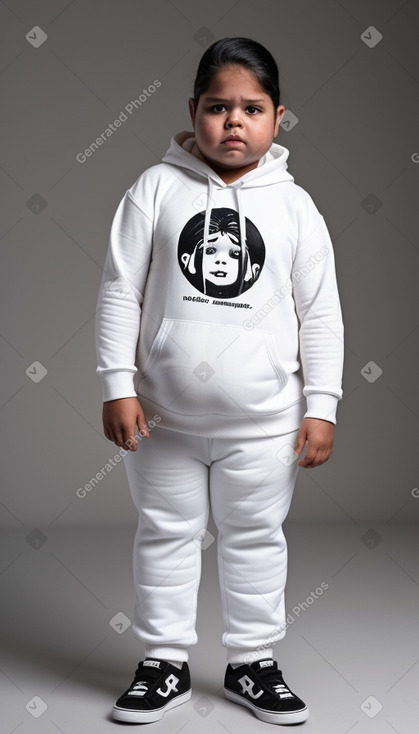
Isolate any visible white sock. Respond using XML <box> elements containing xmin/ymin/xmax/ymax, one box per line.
<box><xmin>230</xmin><ymin>655</ymin><xmax>273</xmax><ymax>668</ymax></box>
<box><xmin>163</xmin><ymin>659</ymin><xmax>183</xmax><ymax>669</ymax></box>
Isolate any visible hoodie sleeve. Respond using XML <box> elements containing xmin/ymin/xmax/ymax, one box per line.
<box><xmin>95</xmin><ymin>184</ymin><xmax>153</xmax><ymax>402</ymax></box>
<box><xmin>291</xmin><ymin>207</ymin><xmax>344</xmax><ymax>424</ymax></box>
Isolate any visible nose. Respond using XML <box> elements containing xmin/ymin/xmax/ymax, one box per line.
<box><xmin>226</xmin><ymin>108</ymin><xmax>243</xmax><ymax>128</ymax></box>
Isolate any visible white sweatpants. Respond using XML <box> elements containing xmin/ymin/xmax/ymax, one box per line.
<box><xmin>122</xmin><ymin>425</ymin><xmax>300</xmax><ymax>665</ymax></box>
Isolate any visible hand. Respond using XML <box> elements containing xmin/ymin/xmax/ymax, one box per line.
<box><xmin>293</xmin><ymin>417</ymin><xmax>335</xmax><ymax>468</ymax></box>
<box><xmin>102</xmin><ymin>397</ymin><xmax>149</xmax><ymax>451</ymax></box>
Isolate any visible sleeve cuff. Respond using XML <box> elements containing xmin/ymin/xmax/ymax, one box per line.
<box><xmin>304</xmin><ymin>393</ymin><xmax>340</xmax><ymax>424</ymax></box>
<box><xmin>99</xmin><ymin>370</ymin><xmax>138</xmax><ymax>402</ymax></box>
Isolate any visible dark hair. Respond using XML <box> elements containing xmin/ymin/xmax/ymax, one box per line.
<box><xmin>192</xmin><ymin>37</ymin><xmax>280</xmax><ymax>111</ymax></box>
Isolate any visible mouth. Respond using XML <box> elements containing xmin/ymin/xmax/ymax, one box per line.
<box><xmin>222</xmin><ymin>136</ymin><xmax>245</xmax><ymax>145</ymax></box>
<box><xmin>210</xmin><ymin>270</ymin><xmax>227</xmax><ymax>277</ymax></box>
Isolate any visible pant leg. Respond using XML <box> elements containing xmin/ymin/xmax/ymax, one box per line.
<box><xmin>122</xmin><ymin>427</ymin><xmax>210</xmax><ymax>662</ymax></box>
<box><xmin>208</xmin><ymin>429</ymin><xmax>300</xmax><ymax>664</ymax></box>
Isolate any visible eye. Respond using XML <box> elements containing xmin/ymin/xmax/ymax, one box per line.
<box><xmin>246</xmin><ymin>106</ymin><xmax>261</xmax><ymax>114</ymax></box>
<box><xmin>210</xmin><ymin>104</ymin><xmax>226</xmax><ymax>113</ymax></box>
<box><xmin>229</xmin><ymin>248</ymin><xmax>240</xmax><ymax>259</ymax></box>
<box><xmin>205</xmin><ymin>246</ymin><xmax>216</xmax><ymax>255</ymax></box>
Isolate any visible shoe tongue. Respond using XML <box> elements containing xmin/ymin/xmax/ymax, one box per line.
<box><xmin>252</xmin><ymin>658</ymin><xmax>279</xmax><ymax>676</ymax></box>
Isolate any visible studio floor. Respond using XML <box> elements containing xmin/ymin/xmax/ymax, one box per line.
<box><xmin>1</xmin><ymin>521</ymin><xmax>418</xmax><ymax>734</ymax></box>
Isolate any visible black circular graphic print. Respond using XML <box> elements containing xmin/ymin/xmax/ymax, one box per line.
<box><xmin>178</xmin><ymin>207</ymin><xmax>265</xmax><ymax>298</ymax></box>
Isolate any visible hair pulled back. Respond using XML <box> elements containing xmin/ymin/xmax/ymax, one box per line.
<box><xmin>192</xmin><ymin>37</ymin><xmax>280</xmax><ymax>110</ymax></box>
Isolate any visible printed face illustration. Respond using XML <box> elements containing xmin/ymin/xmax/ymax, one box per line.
<box><xmin>178</xmin><ymin>207</ymin><xmax>265</xmax><ymax>298</ymax></box>
<box><xmin>202</xmin><ymin>231</ymin><xmax>241</xmax><ymax>286</ymax></box>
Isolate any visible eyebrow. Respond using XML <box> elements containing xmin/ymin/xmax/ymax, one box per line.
<box><xmin>204</xmin><ymin>97</ymin><xmax>266</xmax><ymax>104</ymax></box>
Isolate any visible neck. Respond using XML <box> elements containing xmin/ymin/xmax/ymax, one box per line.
<box><xmin>189</xmin><ymin>141</ymin><xmax>259</xmax><ymax>184</ymax></box>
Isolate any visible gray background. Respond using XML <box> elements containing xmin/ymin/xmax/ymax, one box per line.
<box><xmin>1</xmin><ymin>1</ymin><xmax>418</xmax><ymax>732</ymax></box>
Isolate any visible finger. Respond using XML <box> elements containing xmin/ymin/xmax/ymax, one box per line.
<box><xmin>121</xmin><ymin>427</ymin><xmax>138</xmax><ymax>451</ymax></box>
<box><xmin>124</xmin><ymin>433</ymin><xmax>139</xmax><ymax>451</ymax></box>
<box><xmin>300</xmin><ymin>449</ymin><xmax>330</xmax><ymax>468</ymax></box>
<box><xmin>298</xmin><ymin>449</ymin><xmax>319</xmax><ymax>467</ymax></box>
<box><xmin>136</xmin><ymin>409</ymin><xmax>150</xmax><ymax>437</ymax></box>
<box><xmin>294</xmin><ymin>439</ymin><xmax>304</xmax><ymax>454</ymax></box>
<box><xmin>112</xmin><ymin>426</ymin><xmax>129</xmax><ymax>448</ymax></box>
<box><xmin>114</xmin><ymin>435</ymin><xmax>125</xmax><ymax>448</ymax></box>
<box><xmin>294</xmin><ymin>431</ymin><xmax>307</xmax><ymax>454</ymax></box>
<box><xmin>106</xmin><ymin>428</ymin><xmax>119</xmax><ymax>445</ymax></box>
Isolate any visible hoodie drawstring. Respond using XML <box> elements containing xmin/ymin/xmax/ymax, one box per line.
<box><xmin>235</xmin><ymin>183</ymin><xmax>246</xmax><ymax>296</ymax></box>
<box><xmin>203</xmin><ymin>177</ymin><xmax>246</xmax><ymax>296</ymax></box>
<box><xmin>202</xmin><ymin>177</ymin><xmax>213</xmax><ymax>295</ymax></box>
<box><xmin>203</xmin><ymin>176</ymin><xmax>214</xmax><ymax>263</ymax></box>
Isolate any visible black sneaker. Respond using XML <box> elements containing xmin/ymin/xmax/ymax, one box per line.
<box><xmin>112</xmin><ymin>657</ymin><xmax>192</xmax><ymax>723</ymax></box>
<box><xmin>224</xmin><ymin>657</ymin><xmax>308</xmax><ymax>725</ymax></box>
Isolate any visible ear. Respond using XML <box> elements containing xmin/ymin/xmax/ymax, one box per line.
<box><xmin>252</xmin><ymin>263</ymin><xmax>261</xmax><ymax>280</ymax></box>
<box><xmin>188</xmin><ymin>97</ymin><xmax>196</xmax><ymax>128</ymax></box>
<box><xmin>273</xmin><ymin>105</ymin><xmax>286</xmax><ymax>138</ymax></box>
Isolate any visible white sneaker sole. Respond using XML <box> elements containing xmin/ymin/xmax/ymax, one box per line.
<box><xmin>112</xmin><ymin>688</ymin><xmax>192</xmax><ymax>723</ymax></box>
<box><xmin>224</xmin><ymin>688</ymin><xmax>309</xmax><ymax>724</ymax></box>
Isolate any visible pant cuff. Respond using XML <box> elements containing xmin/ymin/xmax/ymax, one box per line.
<box><xmin>143</xmin><ymin>645</ymin><xmax>189</xmax><ymax>663</ymax></box>
<box><xmin>227</xmin><ymin>647</ymin><xmax>274</xmax><ymax>665</ymax></box>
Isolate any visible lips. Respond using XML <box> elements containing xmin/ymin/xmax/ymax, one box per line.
<box><xmin>211</xmin><ymin>270</ymin><xmax>227</xmax><ymax>277</ymax></box>
<box><xmin>222</xmin><ymin>136</ymin><xmax>244</xmax><ymax>143</ymax></box>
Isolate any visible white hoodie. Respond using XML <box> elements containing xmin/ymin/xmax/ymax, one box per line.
<box><xmin>95</xmin><ymin>131</ymin><xmax>344</xmax><ymax>438</ymax></box>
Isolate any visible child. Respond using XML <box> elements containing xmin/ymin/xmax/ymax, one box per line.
<box><xmin>95</xmin><ymin>37</ymin><xmax>344</xmax><ymax>726</ymax></box>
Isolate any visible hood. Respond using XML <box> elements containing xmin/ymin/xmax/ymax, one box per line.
<box><xmin>162</xmin><ymin>132</ymin><xmax>294</xmax><ymax>296</ymax></box>
<box><xmin>162</xmin><ymin>131</ymin><xmax>294</xmax><ymax>188</ymax></box>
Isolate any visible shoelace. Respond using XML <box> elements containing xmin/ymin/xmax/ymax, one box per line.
<box><xmin>271</xmin><ymin>682</ymin><xmax>294</xmax><ymax>699</ymax></box>
<box><xmin>127</xmin><ymin>680</ymin><xmax>149</xmax><ymax>697</ymax></box>
<box><xmin>126</xmin><ymin>660</ymin><xmax>174</xmax><ymax>698</ymax></box>
<box><xmin>256</xmin><ymin>667</ymin><xmax>296</xmax><ymax>700</ymax></box>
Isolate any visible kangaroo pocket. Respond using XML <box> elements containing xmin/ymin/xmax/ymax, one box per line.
<box><xmin>137</xmin><ymin>318</ymin><xmax>289</xmax><ymax>418</ymax></box>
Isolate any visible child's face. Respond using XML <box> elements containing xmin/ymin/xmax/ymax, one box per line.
<box><xmin>202</xmin><ymin>231</ymin><xmax>240</xmax><ymax>286</ymax></box>
<box><xmin>189</xmin><ymin>65</ymin><xmax>285</xmax><ymax>183</ymax></box>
